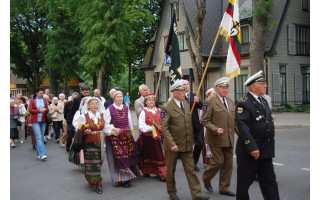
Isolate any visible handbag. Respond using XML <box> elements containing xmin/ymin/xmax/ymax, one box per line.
<box><xmin>46</xmin><ymin>112</ymin><xmax>53</xmax><ymax>124</ymax></box>
<box><xmin>72</xmin><ymin>130</ymin><xmax>86</xmax><ymax>153</ymax></box>
<box><xmin>51</xmin><ymin>111</ymin><xmax>58</xmax><ymax>119</ymax></box>
<box><xmin>16</xmin><ymin>119</ymin><xmax>22</xmax><ymax>126</ymax></box>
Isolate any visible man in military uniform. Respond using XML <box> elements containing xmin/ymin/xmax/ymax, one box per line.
<box><xmin>183</xmin><ymin>80</ymin><xmax>204</xmax><ymax>172</ymax></box>
<box><xmin>235</xmin><ymin>70</ymin><xmax>280</xmax><ymax>200</ymax></box>
<box><xmin>161</xmin><ymin>79</ymin><xmax>209</xmax><ymax>200</ymax></box>
<box><xmin>201</xmin><ymin>77</ymin><xmax>237</xmax><ymax>196</ymax></box>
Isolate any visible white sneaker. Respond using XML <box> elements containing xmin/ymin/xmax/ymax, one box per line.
<box><xmin>20</xmin><ymin>140</ymin><xmax>24</xmax><ymax>144</ymax></box>
<box><xmin>40</xmin><ymin>155</ymin><xmax>47</xmax><ymax>161</ymax></box>
<box><xmin>47</xmin><ymin>135</ymin><xmax>51</xmax><ymax>140</ymax></box>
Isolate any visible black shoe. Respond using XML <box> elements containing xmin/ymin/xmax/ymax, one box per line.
<box><xmin>95</xmin><ymin>185</ymin><xmax>102</xmax><ymax>194</ymax></box>
<box><xmin>219</xmin><ymin>191</ymin><xmax>236</xmax><ymax>196</ymax></box>
<box><xmin>194</xmin><ymin>196</ymin><xmax>210</xmax><ymax>200</ymax></box>
<box><xmin>66</xmin><ymin>148</ymin><xmax>70</xmax><ymax>152</ymax></box>
<box><xmin>194</xmin><ymin>165</ymin><xmax>200</xmax><ymax>172</ymax></box>
<box><xmin>204</xmin><ymin>183</ymin><xmax>213</xmax><ymax>193</ymax></box>
<box><xmin>143</xmin><ymin>174</ymin><xmax>151</xmax><ymax>177</ymax></box>
<box><xmin>169</xmin><ymin>195</ymin><xmax>179</xmax><ymax>200</ymax></box>
<box><xmin>120</xmin><ymin>181</ymin><xmax>131</xmax><ymax>188</ymax></box>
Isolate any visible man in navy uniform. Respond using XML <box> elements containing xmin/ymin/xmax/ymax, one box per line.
<box><xmin>161</xmin><ymin>79</ymin><xmax>209</xmax><ymax>200</ymax></box>
<box><xmin>235</xmin><ymin>70</ymin><xmax>280</xmax><ymax>200</ymax></box>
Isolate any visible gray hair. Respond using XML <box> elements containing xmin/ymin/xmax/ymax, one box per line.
<box><xmin>59</xmin><ymin>93</ymin><xmax>65</xmax><ymax>98</ymax></box>
<box><xmin>52</xmin><ymin>97</ymin><xmax>58</xmax><ymax>101</ymax></box>
<box><xmin>139</xmin><ymin>84</ymin><xmax>148</xmax><ymax>92</ymax></box>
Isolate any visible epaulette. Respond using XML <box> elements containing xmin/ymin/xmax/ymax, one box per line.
<box><xmin>240</xmin><ymin>96</ymin><xmax>248</xmax><ymax>102</ymax></box>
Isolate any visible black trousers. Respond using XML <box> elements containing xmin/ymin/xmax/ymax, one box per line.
<box><xmin>66</xmin><ymin>123</ymin><xmax>75</xmax><ymax>150</ymax></box>
<box><xmin>53</xmin><ymin>121</ymin><xmax>63</xmax><ymax>140</ymax></box>
<box><xmin>236</xmin><ymin>157</ymin><xmax>280</xmax><ymax>200</ymax></box>
<box><xmin>193</xmin><ymin>129</ymin><xmax>204</xmax><ymax>165</ymax></box>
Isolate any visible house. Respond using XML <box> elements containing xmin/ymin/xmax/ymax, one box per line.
<box><xmin>10</xmin><ymin>65</ymin><xmax>82</xmax><ymax>98</ymax></box>
<box><xmin>141</xmin><ymin>0</ymin><xmax>310</xmax><ymax>107</ymax></box>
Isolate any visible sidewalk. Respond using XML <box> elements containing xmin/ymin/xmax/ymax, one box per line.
<box><xmin>273</xmin><ymin>112</ymin><xmax>310</xmax><ymax>129</ymax></box>
<box><xmin>131</xmin><ymin>109</ymin><xmax>310</xmax><ymax>129</ymax></box>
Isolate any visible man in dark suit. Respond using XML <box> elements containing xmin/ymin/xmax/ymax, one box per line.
<box><xmin>235</xmin><ymin>70</ymin><xmax>280</xmax><ymax>200</ymax></box>
<box><xmin>183</xmin><ymin>80</ymin><xmax>203</xmax><ymax>172</ymax></box>
<box><xmin>104</xmin><ymin>88</ymin><xmax>116</xmax><ymax>109</ymax></box>
<box><xmin>201</xmin><ymin>77</ymin><xmax>237</xmax><ymax>196</ymax></box>
<box><xmin>71</xmin><ymin>85</ymin><xmax>90</xmax><ymax>118</ymax></box>
<box><xmin>161</xmin><ymin>79</ymin><xmax>209</xmax><ymax>200</ymax></box>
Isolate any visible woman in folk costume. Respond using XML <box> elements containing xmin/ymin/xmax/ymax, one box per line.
<box><xmin>72</xmin><ymin>97</ymin><xmax>108</xmax><ymax>194</ymax></box>
<box><xmin>137</xmin><ymin>93</ymin><xmax>166</xmax><ymax>181</ymax></box>
<box><xmin>105</xmin><ymin>90</ymin><xmax>141</xmax><ymax>188</ymax></box>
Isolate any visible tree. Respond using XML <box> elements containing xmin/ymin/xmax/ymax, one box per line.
<box><xmin>182</xmin><ymin>0</ymin><xmax>206</xmax><ymax>96</ymax></box>
<box><xmin>44</xmin><ymin>0</ymin><xmax>82</xmax><ymax>95</ymax></box>
<box><xmin>10</xmin><ymin>0</ymin><xmax>48</xmax><ymax>91</ymax></box>
<box><xmin>250</xmin><ymin>0</ymin><xmax>273</xmax><ymax>74</ymax></box>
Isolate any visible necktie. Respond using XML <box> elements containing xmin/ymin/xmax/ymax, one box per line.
<box><xmin>186</xmin><ymin>93</ymin><xmax>190</xmax><ymax>102</ymax></box>
<box><xmin>180</xmin><ymin>102</ymin><xmax>185</xmax><ymax>113</ymax></box>
<box><xmin>258</xmin><ymin>96</ymin><xmax>265</xmax><ymax>109</ymax></box>
<box><xmin>223</xmin><ymin>97</ymin><xmax>228</xmax><ymax>111</ymax></box>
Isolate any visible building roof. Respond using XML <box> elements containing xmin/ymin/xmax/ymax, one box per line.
<box><xmin>183</xmin><ymin>0</ymin><xmax>288</xmax><ymax>57</ymax></box>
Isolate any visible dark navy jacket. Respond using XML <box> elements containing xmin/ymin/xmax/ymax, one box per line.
<box><xmin>235</xmin><ymin>92</ymin><xmax>275</xmax><ymax>159</ymax></box>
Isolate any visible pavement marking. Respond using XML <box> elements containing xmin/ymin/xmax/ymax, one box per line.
<box><xmin>301</xmin><ymin>168</ymin><xmax>310</xmax><ymax>171</ymax></box>
<box><xmin>272</xmin><ymin>162</ymin><xmax>284</xmax><ymax>166</ymax></box>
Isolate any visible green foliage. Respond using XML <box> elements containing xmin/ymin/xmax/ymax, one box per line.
<box><xmin>276</xmin><ymin>104</ymin><xmax>310</xmax><ymax>113</ymax></box>
<box><xmin>253</xmin><ymin>0</ymin><xmax>275</xmax><ymax>31</ymax></box>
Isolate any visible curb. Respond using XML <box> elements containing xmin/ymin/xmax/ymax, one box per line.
<box><xmin>275</xmin><ymin>124</ymin><xmax>310</xmax><ymax>129</ymax></box>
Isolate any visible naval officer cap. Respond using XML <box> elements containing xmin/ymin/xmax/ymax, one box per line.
<box><xmin>244</xmin><ymin>70</ymin><xmax>266</xmax><ymax>87</ymax></box>
<box><xmin>169</xmin><ymin>79</ymin><xmax>185</xmax><ymax>92</ymax></box>
<box><xmin>214</xmin><ymin>77</ymin><xmax>230</xmax><ymax>87</ymax></box>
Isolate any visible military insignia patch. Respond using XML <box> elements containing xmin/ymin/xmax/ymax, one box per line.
<box><xmin>244</xmin><ymin>140</ymin><xmax>250</xmax><ymax>144</ymax></box>
<box><xmin>160</xmin><ymin>111</ymin><xmax>165</xmax><ymax>118</ymax></box>
<box><xmin>237</xmin><ymin>107</ymin><xmax>243</xmax><ymax>113</ymax></box>
<box><xmin>203</xmin><ymin>103</ymin><xmax>208</xmax><ymax>111</ymax></box>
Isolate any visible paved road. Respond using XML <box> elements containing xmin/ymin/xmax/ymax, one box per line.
<box><xmin>10</xmin><ymin>125</ymin><xmax>310</xmax><ymax>200</ymax></box>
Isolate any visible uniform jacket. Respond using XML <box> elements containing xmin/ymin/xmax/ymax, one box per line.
<box><xmin>161</xmin><ymin>98</ymin><xmax>194</xmax><ymax>152</ymax></box>
<box><xmin>28</xmin><ymin>98</ymin><xmax>49</xmax><ymax>123</ymax></box>
<box><xmin>235</xmin><ymin>92</ymin><xmax>275</xmax><ymax>159</ymax></box>
<box><xmin>201</xmin><ymin>94</ymin><xmax>237</xmax><ymax>147</ymax></box>
<box><xmin>185</xmin><ymin>92</ymin><xmax>203</xmax><ymax>132</ymax></box>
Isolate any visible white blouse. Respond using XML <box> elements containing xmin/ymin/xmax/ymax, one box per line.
<box><xmin>138</xmin><ymin>107</ymin><xmax>159</xmax><ymax>133</ymax></box>
<box><xmin>72</xmin><ymin>110</ymin><xmax>112</xmax><ymax>134</ymax></box>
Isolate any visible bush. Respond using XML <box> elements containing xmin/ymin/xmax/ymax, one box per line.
<box><xmin>275</xmin><ymin>104</ymin><xmax>309</xmax><ymax>113</ymax></box>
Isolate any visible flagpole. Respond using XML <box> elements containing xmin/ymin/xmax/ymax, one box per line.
<box><xmin>190</xmin><ymin>26</ymin><xmax>222</xmax><ymax>114</ymax></box>
<box><xmin>155</xmin><ymin>63</ymin><xmax>164</xmax><ymax>100</ymax></box>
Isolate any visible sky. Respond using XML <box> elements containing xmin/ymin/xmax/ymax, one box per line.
<box><xmin>2</xmin><ymin>0</ymin><xmax>317</xmax><ymax>199</ymax></box>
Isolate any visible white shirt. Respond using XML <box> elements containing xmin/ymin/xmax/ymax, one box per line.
<box><xmin>173</xmin><ymin>98</ymin><xmax>183</xmax><ymax>109</ymax></box>
<box><xmin>105</xmin><ymin>103</ymin><xmax>133</xmax><ymax>136</ymax></box>
<box><xmin>216</xmin><ymin>94</ymin><xmax>229</xmax><ymax>111</ymax></box>
<box><xmin>138</xmin><ymin>107</ymin><xmax>159</xmax><ymax>133</ymax></box>
<box><xmin>72</xmin><ymin>110</ymin><xmax>111</xmax><ymax>134</ymax></box>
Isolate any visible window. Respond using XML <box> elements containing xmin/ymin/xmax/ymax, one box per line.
<box><xmin>234</xmin><ymin>67</ymin><xmax>248</xmax><ymax>101</ymax></box>
<box><xmin>301</xmin><ymin>66</ymin><xmax>310</xmax><ymax>104</ymax></box>
<box><xmin>288</xmin><ymin>24</ymin><xmax>310</xmax><ymax>55</ymax></box>
<box><xmin>279</xmin><ymin>65</ymin><xmax>287</xmax><ymax>105</ymax></box>
<box><xmin>171</xmin><ymin>2</ymin><xmax>179</xmax><ymax>21</ymax></box>
<box><xmin>177</xmin><ymin>33</ymin><xmax>187</xmax><ymax>51</ymax></box>
<box><xmin>302</xmin><ymin>0</ymin><xmax>309</xmax><ymax>11</ymax></box>
<box><xmin>241</xmin><ymin>25</ymin><xmax>249</xmax><ymax>43</ymax></box>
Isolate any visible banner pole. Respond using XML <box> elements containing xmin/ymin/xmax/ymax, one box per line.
<box><xmin>190</xmin><ymin>26</ymin><xmax>222</xmax><ymax>114</ymax></box>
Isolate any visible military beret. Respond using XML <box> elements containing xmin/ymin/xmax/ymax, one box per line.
<box><xmin>214</xmin><ymin>77</ymin><xmax>230</xmax><ymax>87</ymax></box>
<box><xmin>244</xmin><ymin>70</ymin><xmax>266</xmax><ymax>87</ymax></box>
<box><xmin>169</xmin><ymin>79</ymin><xmax>185</xmax><ymax>92</ymax></box>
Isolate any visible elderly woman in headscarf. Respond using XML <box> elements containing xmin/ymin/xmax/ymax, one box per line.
<box><xmin>105</xmin><ymin>90</ymin><xmax>141</xmax><ymax>188</ymax></box>
<box><xmin>72</xmin><ymin>97</ymin><xmax>111</xmax><ymax>194</ymax></box>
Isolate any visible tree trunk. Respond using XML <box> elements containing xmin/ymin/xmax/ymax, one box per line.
<box><xmin>250</xmin><ymin>0</ymin><xmax>265</xmax><ymax>74</ymax></box>
<box><xmin>97</xmin><ymin>60</ymin><xmax>106</xmax><ymax>92</ymax></box>
<box><xmin>128</xmin><ymin>54</ymin><xmax>132</xmax><ymax>94</ymax></box>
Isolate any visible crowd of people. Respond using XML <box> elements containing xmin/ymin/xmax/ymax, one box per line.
<box><xmin>10</xmin><ymin>70</ymin><xmax>280</xmax><ymax>199</ymax></box>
